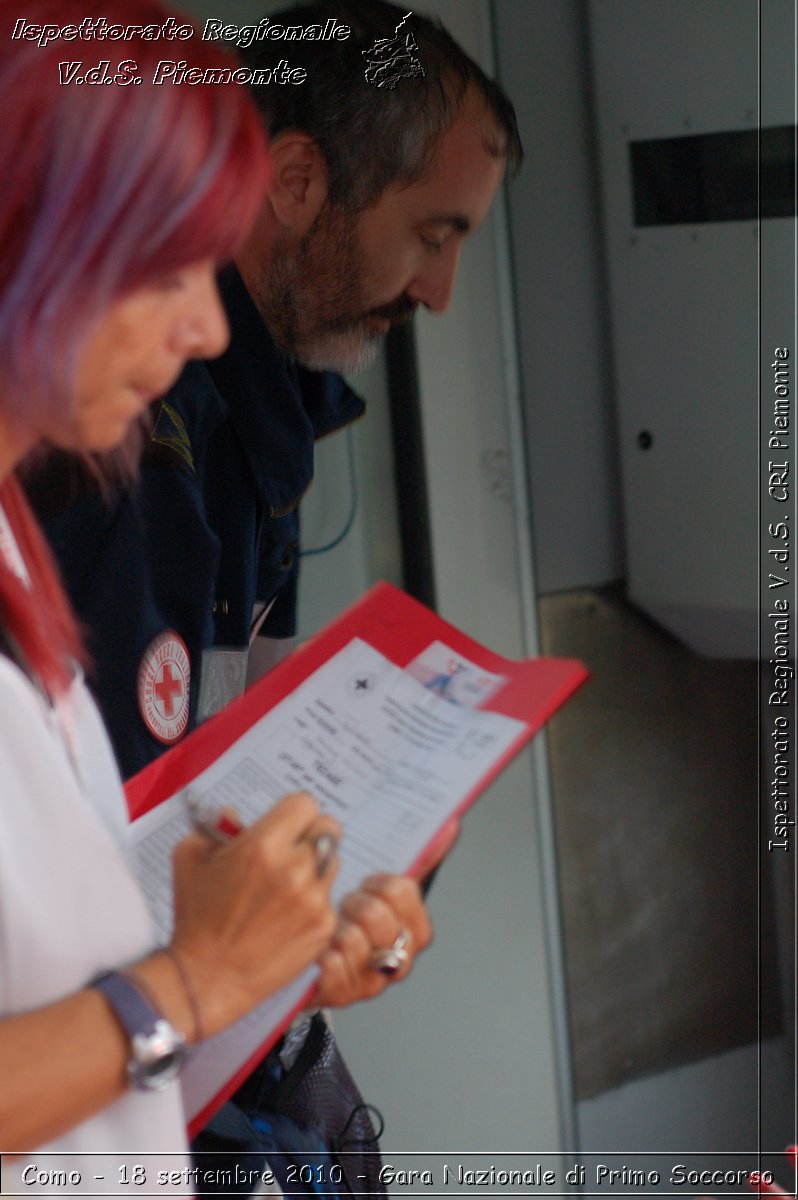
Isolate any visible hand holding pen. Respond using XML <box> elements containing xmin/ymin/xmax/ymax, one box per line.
<box><xmin>168</xmin><ymin>790</ymin><xmax>341</xmax><ymax>1039</ymax></box>
<box><xmin>185</xmin><ymin>788</ymin><xmax>338</xmax><ymax>877</ymax></box>
<box><xmin>183</xmin><ymin>789</ymin><xmax>453</xmax><ymax>1010</ymax></box>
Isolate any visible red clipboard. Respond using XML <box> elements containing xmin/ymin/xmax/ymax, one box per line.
<box><xmin>127</xmin><ymin>582</ymin><xmax>586</xmax><ymax>822</ymax></box>
<box><xmin>124</xmin><ymin>582</ymin><xmax>588</xmax><ymax>1132</ymax></box>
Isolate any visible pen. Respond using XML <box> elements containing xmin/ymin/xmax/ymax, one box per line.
<box><xmin>184</xmin><ymin>789</ymin><xmax>242</xmax><ymax>843</ymax></box>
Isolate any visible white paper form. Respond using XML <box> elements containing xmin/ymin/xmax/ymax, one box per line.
<box><xmin>127</xmin><ymin>637</ymin><xmax>527</xmax><ymax>1121</ymax></box>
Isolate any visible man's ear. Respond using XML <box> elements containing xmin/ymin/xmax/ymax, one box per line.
<box><xmin>267</xmin><ymin>131</ymin><xmax>329</xmax><ymax>235</ymax></box>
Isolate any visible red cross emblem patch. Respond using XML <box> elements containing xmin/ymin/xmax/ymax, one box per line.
<box><xmin>137</xmin><ymin>631</ymin><xmax>191</xmax><ymax>745</ymax></box>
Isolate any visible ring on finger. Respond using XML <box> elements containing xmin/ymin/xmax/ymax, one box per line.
<box><xmin>306</xmin><ymin>831</ymin><xmax>338</xmax><ymax>879</ymax></box>
<box><xmin>370</xmin><ymin>929</ymin><xmax>410</xmax><ymax>976</ymax></box>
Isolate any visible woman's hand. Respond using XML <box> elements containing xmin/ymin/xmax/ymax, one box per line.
<box><xmin>313</xmin><ymin>817</ymin><xmax>461</xmax><ymax>1008</ymax></box>
<box><xmin>168</xmin><ymin>792</ymin><xmax>340</xmax><ymax>1038</ymax></box>
<box><xmin>314</xmin><ymin>874</ymin><xmax>431</xmax><ymax>1007</ymax></box>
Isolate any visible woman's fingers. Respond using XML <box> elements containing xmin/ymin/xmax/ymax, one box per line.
<box><xmin>246</xmin><ymin>791</ymin><xmax>328</xmax><ymax>848</ymax></box>
<box><xmin>314</xmin><ymin>874</ymin><xmax>433</xmax><ymax>1007</ymax></box>
<box><xmin>358</xmin><ymin>874</ymin><xmax>433</xmax><ymax>951</ymax></box>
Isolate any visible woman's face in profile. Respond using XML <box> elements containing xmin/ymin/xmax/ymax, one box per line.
<box><xmin>58</xmin><ymin>259</ymin><xmax>229</xmax><ymax>453</ymax></box>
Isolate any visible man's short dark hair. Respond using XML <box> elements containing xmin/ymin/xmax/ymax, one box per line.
<box><xmin>242</xmin><ymin>0</ymin><xmax>522</xmax><ymax>211</ymax></box>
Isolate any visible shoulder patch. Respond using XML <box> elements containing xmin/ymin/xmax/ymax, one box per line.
<box><xmin>137</xmin><ymin>631</ymin><xmax>191</xmax><ymax>745</ymax></box>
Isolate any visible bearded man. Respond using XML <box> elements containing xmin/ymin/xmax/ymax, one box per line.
<box><xmin>30</xmin><ymin>0</ymin><xmax>520</xmax><ymax>775</ymax></box>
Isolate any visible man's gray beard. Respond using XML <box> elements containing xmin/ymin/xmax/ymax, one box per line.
<box><xmin>251</xmin><ymin>214</ymin><xmax>384</xmax><ymax>375</ymax></box>
<box><xmin>291</xmin><ymin>327</ymin><xmax>383</xmax><ymax>375</ymax></box>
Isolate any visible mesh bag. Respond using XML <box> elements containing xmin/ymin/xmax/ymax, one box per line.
<box><xmin>192</xmin><ymin>1014</ymin><xmax>386</xmax><ymax>1200</ymax></box>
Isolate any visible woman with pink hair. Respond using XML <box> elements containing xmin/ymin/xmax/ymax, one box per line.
<box><xmin>0</xmin><ymin>0</ymin><xmax>345</xmax><ymax>1177</ymax></box>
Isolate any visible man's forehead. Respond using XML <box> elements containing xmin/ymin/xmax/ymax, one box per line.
<box><xmin>387</xmin><ymin>107</ymin><xmax>506</xmax><ymax>227</ymax></box>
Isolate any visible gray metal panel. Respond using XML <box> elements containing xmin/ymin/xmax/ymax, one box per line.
<box><xmin>588</xmin><ymin>0</ymin><xmax>786</xmax><ymax>657</ymax></box>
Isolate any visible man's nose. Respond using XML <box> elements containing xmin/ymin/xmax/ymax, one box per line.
<box><xmin>406</xmin><ymin>243</ymin><xmax>461</xmax><ymax>314</ymax></box>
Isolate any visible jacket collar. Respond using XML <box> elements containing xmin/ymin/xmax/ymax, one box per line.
<box><xmin>206</xmin><ymin>265</ymin><xmax>365</xmax><ymax>516</ymax></box>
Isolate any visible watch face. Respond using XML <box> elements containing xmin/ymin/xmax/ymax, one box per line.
<box><xmin>129</xmin><ymin>1020</ymin><xmax>187</xmax><ymax>1091</ymax></box>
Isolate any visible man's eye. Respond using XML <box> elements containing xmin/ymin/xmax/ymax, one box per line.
<box><xmin>421</xmin><ymin>236</ymin><xmax>445</xmax><ymax>254</ymax></box>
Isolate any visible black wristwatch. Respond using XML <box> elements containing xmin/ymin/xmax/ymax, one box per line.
<box><xmin>92</xmin><ymin>970</ymin><xmax>187</xmax><ymax>1092</ymax></box>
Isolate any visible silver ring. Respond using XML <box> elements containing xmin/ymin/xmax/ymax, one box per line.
<box><xmin>308</xmin><ymin>831</ymin><xmax>337</xmax><ymax>879</ymax></box>
<box><xmin>370</xmin><ymin>929</ymin><xmax>410</xmax><ymax>976</ymax></box>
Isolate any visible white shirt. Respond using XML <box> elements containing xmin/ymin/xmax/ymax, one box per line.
<box><xmin>0</xmin><ymin>654</ymin><xmax>190</xmax><ymax>1191</ymax></box>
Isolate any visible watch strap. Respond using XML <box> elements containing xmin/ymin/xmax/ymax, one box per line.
<box><xmin>92</xmin><ymin>969</ymin><xmax>186</xmax><ymax>1091</ymax></box>
<box><xmin>92</xmin><ymin>970</ymin><xmax>162</xmax><ymax>1041</ymax></box>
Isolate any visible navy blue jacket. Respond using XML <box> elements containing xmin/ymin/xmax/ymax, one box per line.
<box><xmin>27</xmin><ymin>267</ymin><xmax>364</xmax><ymax>778</ymax></box>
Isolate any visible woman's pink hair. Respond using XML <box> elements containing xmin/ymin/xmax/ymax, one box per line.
<box><xmin>0</xmin><ymin>0</ymin><xmax>272</xmax><ymax>691</ymax></box>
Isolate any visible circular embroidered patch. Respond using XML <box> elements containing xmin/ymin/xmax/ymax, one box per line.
<box><xmin>137</xmin><ymin>631</ymin><xmax>191</xmax><ymax>745</ymax></box>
